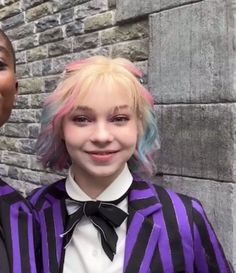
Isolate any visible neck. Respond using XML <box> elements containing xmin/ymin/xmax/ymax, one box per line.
<box><xmin>72</xmin><ymin>168</ymin><xmax>124</xmax><ymax>199</ymax></box>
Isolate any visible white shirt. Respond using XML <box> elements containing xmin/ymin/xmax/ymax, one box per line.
<box><xmin>63</xmin><ymin>165</ymin><xmax>133</xmax><ymax>273</ymax></box>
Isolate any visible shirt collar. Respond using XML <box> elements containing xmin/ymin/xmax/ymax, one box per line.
<box><xmin>65</xmin><ymin>164</ymin><xmax>133</xmax><ymax>202</ymax></box>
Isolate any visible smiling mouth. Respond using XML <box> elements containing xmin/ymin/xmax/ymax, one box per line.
<box><xmin>86</xmin><ymin>151</ymin><xmax>118</xmax><ymax>155</ymax></box>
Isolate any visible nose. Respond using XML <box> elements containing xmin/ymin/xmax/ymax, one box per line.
<box><xmin>90</xmin><ymin>122</ymin><xmax>113</xmax><ymax>144</ymax></box>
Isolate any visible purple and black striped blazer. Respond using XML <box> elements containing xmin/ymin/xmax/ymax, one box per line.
<box><xmin>0</xmin><ymin>178</ymin><xmax>38</xmax><ymax>273</ymax></box>
<box><xmin>29</xmin><ymin>176</ymin><xmax>233</xmax><ymax>273</ymax></box>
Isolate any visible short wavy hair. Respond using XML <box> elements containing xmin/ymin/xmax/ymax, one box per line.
<box><xmin>36</xmin><ymin>56</ymin><xmax>160</xmax><ymax>176</ymax></box>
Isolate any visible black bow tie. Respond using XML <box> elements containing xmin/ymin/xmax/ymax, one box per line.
<box><xmin>61</xmin><ymin>194</ymin><xmax>128</xmax><ymax>261</ymax></box>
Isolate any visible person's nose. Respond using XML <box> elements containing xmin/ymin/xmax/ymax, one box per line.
<box><xmin>90</xmin><ymin>121</ymin><xmax>113</xmax><ymax>144</ymax></box>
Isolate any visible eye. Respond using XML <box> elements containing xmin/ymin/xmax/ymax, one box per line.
<box><xmin>72</xmin><ymin>115</ymin><xmax>92</xmax><ymax>126</ymax></box>
<box><xmin>0</xmin><ymin>60</ymin><xmax>7</xmax><ymax>70</ymax></box>
<box><xmin>111</xmin><ymin>115</ymin><xmax>130</xmax><ymax>125</ymax></box>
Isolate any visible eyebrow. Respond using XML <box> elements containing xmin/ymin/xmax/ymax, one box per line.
<box><xmin>75</xmin><ymin>105</ymin><xmax>131</xmax><ymax>113</ymax></box>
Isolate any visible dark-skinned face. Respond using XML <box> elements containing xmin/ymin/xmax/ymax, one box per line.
<box><xmin>0</xmin><ymin>34</ymin><xmax>17</xmax><ymax>127</ymax></box>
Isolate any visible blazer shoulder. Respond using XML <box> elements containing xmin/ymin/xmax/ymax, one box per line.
<box><xmin>28</xmin><ymin>178</ymin><xmax>67</xmax><ymax>210</ymax></box>
<box><xmin>0</xmin><ymin>177</ymin><xmax>31</xmax><ymax>207</ymax></box>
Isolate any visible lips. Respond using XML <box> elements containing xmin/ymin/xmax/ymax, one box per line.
<box><xmin>86</xmin><ymin>151</ymin><xmax>118</xmax><ymax>155</ymax></box>
<box><xmin>86</xmin><ymin>151</ymin><xmax>118</xmax><ymax>162</ymax></box>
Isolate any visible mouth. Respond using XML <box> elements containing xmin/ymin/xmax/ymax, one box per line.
<box><xmin>86</xmin><ymin>151</ymin><xmax>118</xmax><ymax>155</ymax></box>
<box><xmin>85</xmin><ymin>151</ymin><xmax>118</xmax><ymax>162</ymax></box>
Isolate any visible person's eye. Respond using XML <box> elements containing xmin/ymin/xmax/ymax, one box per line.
<box><xmin>72</xmin><ymin>116</ymin><xmax>92</xmax><ymax>126</ymax></box>
<box><xmin>0</xmin><ymin>60</ymin><xmax>7</xmax><ymax>70</ymax></box>
<box><xmin>111</xmin><ymin>115</ymin><xmax>130</xmax><ymax>125</ymax></box>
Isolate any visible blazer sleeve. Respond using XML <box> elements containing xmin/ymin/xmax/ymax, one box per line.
<box><xmin>192</xmin><ymin>199</ymin><xmax>234</xmax><ymax>273</ymax></box>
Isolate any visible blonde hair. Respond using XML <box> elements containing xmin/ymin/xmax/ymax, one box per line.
<box><xmin>36</xmin><ymin>56</ymin><xmax>159</xmax><ymax>174</ymax></box>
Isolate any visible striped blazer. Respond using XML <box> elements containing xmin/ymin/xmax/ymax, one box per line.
<box><xmin>0</xmin><ymin>178</ymin><xmax>38</xmax><ymax>273</ymax></box>
<box><xmin>29</xmin><ymin>176</ymin><xmax>233</xmax><ymax>273</ymax></box>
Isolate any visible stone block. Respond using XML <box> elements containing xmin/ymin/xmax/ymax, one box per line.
<box><xmin>149</xmin><ymin>1</ymin><xmax>234</xmax><ymax>103</ymax></box>
<box><xmin>155</xmin><ymin>103</ymin><xmax>236</xmax><ymax>182</ymax></box>
<box><xmin>52</xmin><ymin>0</ymin><xmax>89</xmax><ymax>12</ymax></box>
<box><xmin>44</xmin><ymin>76</ymin><xmax>60</xmax><ymax>93</ymax></box>
<box><xmin>8</xmin><ymin>109</ymin><xmax>41</xmax><ymax>123</ymax></box>
<box><xmin>15</xmin><ymin>51</ymin><xmax>26</xmax><ymax>64</ymax></box>
<box><xmin>18</xmin><ymin>78</ymin><xmax>44</xmax><ymax>94</ymax></box>
<box><xmin>84</xmin><ymin>11</ymin><xmax>114</xmax><ymax>32</ymax></box>
<box><xmin>21</xmin><ymin>0</ymin><xmax>46</xmax><ymax>10</ymax></box>
<box><xmin>65</xmin><ymin>21</ymin><xmax>84</xmax><ymax>37</ymax></box>
<box><xmin>8</xmin><ymin>166</ymin><xmax>19</xmax><ymax>180</ymax></box>
<box><xmin>60</xmin><ymin>8</ymin><xmax>74</xmax><ymax>24</ymax></box>
<box><xmin>0</xmin><ymin>2</ymin><xmax>20</xmax><ymax>20</ymax></box>
<box><xmin>73</xmin><ymin>32</ymin><xmax>99</xmax><ymax>51</ymax></box>
<box><xmin>0</xmin><ymin>164</ymin><xmax>8</xmax><ymax>177</ymax></box>
<box><xmin>19</xmin><ymin>168</ymin><xmax>41</xmax><ymax>184</ymax></box>
<box><xmin>29</xmin><ymin>154</ymin><xmax>47</xmax><ymax>171</ymax></box>
<box><xmin>1</xmin><ymin>151</ymin><xmax>29</xmax><ymax>168</ymax></box>
<box><xmin>115</xmin><ymin>0</ymin><xmax>200</xmax><ymax>22</ymax></box>
<box><xmin>38</xmin><ymin>27</ymin><xmax>63</xmax><ymax>45</ymax></box>
<box><xmin>152</xmin><ymin>175</ymin><xmax>235</xmax><ymax>267</ymax></box>
<box><xmin>18</xmin><ymin>139</ymin><xmax>36</xmax><ymax>154</ymax></box>
<box><xmin>35</xmin><ymin>14</ymin><xmax>60</xmax><ymax>32</ymax></box>
<box><xmin>26</xmin><ymin>2</ymin><xmax>53</xmax><ymax>22</ymax></box>
<box><xmin>30</xmin><ymin>93</ymin><xmax>48</xmax><ymax>108</ymax></box>
<box><xmin>111</xmin><ymin>39</ymin><xmax>148</xmax><ymax>61</ymax></box>
<box><xmin>48</xmin><ymin>39</ymin><xmax>72</xmax><ymax>57</ymax></box>
<box><xmin>0</xmin><ymin>137</ymin><xmax>17</xmax><ymax>152</ymax></box>
<box><xmin>1</xmin><ymin>13</ymin><xmax>24</xmax><ymax>30</ymax></box>
<box><xmin>0</xmin><ymin>137</ymin><xmax>36</xmax><ymax>154</ymax></box>
<box><xmin>6</xmin><ymin>22</ymin><xmax>34</xmax><ymax>40</ymax></box>
<box><xmin>51</xmin><ymin>55</ymin><xmax>73</xmax><ymax>74</ymax></box>
<box><xmin>15</xmin><ymin>95</ymin><xmax>30</xmax><ymax>109</ymax></box>
<box><xmin>28</xmin><ymin>124</ymin><xmax>40</xmax><ymax>139</ymax></box>
<box><xmin>16</xmin><ymin>63</ymin><xmax>31</xmax><ymax>78</ymax></box>
<box><xmin>74</xmin><ymin>0</ymin><xmax>108</xmax><ymax>20</ymax></box>
<box><xmin>101</xmin><ymin>20</ymin><xmax>148</xmax><ymax>45</ymax></box>
<box><xmin>3</xmin><ymin>0</ymin><xmax>18</xmax><ymax>5</ymax></box>
<box><xmin>42</xmin><ymin>59</ymin><xmax>53</xmax><ymax>76</ymax></box>
<box><xmin>31</xmin><ymin>60</ymin><xmax>43</xmax><ymax>76</ymax></box>
<box><xmin>78</xmin><ymin>46</ymin><xmax>110</xmax><ymax>59</ymax></box>
<box><xmin>16</xmin><ymin>35</ymin><xmax>38</xmax><ymax>51</ymax></box>
<box><xmin>3</xmin><ymin>123</ymin><xmax>29</xmax><ymax>138</ymax></box>
<box><xmin>26</xmin><ymin>45</ymin><xmax>48</xmax><ymax>62</ymax></box>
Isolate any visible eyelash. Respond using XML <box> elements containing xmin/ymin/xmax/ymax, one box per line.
<box><xmin>0</xmin><ymin>61</ymin><xmax>7</xmax><ymax>70</ymax></box>
<box><xmin>71</xmin><ymin>115</ymin><xmax>130</xmax><ymax>126</ymax></box>
<box><xmin>111</xmin><ymin>115</ymin><xmax>130</xmax><ymax>124</ymax></box>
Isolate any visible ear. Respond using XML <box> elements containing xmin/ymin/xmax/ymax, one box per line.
<box><xmin>13</xmin><ymin>80</ymin><xmax>18</xmax><ymax>104</ymax></box>
<box><xmin>15</xmin><ymin>80</ymin><xmax>18</xmax><ymax>93</ymax></box>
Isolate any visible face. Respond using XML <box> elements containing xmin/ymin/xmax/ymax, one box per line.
<box><xmin>0</xmin><ymin>35</ymin><xmax>17</xmax><ymax>127</ymax></box>
<box><xmin>62</xmin><ymin>84</ymin><xmax>139</xmax><ymax>189</ymax></box>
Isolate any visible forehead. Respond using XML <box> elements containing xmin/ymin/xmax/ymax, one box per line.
<box><xmin>78</xmin><ymin>80</ymin><xmax>134</xmax><ymax>108</ymax></box>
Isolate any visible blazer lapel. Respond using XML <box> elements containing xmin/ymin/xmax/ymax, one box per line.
<box><xmin>124</xmin><ymin>177</ymin><xmax>162</xmax><ymax>273</ymax></box>
<box><xmin>39</xmin><ymin>182</ymin><xmax>68</xmax><ymax>273</ymax></box>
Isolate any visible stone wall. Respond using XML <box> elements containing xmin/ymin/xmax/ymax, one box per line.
<box><xmin>0</xmin><ymin>0</ymin><xmax>235</xmax><ymax>268</ymax></box>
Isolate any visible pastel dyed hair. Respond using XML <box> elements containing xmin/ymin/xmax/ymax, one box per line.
<box><xmin>36</xmin><ymin>56</ymin><xmax>160</xmax><ymax>175</ymax></box>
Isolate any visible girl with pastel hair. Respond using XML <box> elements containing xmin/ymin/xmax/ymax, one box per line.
<box><xmin>29</xmin><ymin>56</ymin><xmax>233</xmax><ymax>273</ymax></box>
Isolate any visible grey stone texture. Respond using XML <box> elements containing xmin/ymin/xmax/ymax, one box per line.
<box><xmin>149</xmin><ymin>0</ymin><xmax>233</xmax><ymax>103</ymax></box>
<box><xmin>0</xmin><ymin>0</ymin><xmax>235</xmax><ymax>269</ymax></box>
<box><xmin>116</xmin><ymin>0</ymin><xmax>201</xmax><ymax>22</ymax></box>
<box><xmin>155</xmin><ymin>103</ymin><xmax>236</xmax><ymax>182</ymax></box>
